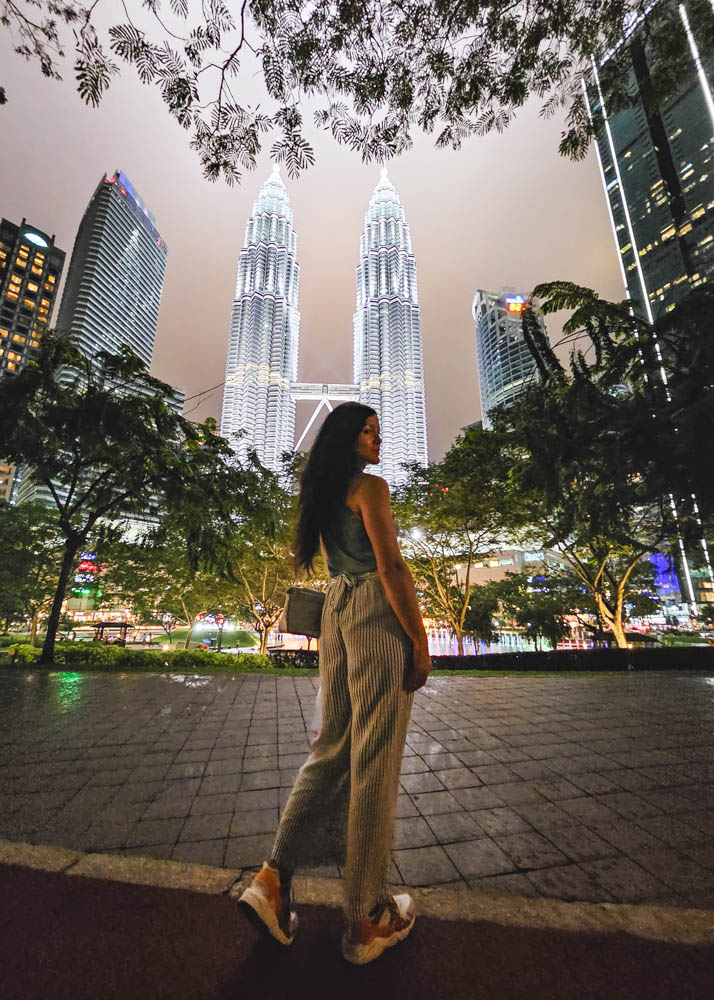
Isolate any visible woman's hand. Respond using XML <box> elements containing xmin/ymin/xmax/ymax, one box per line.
<box><xmin>404</xmin><ymin>644</ymin><xmax>432</xmax><ymax>693</ymax></box>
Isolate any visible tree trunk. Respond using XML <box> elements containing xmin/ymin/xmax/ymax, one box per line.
<box><xmin>260</xmin><ymin>626</ymin><xmax>269</xmax><ymax>655</ymax></box>
<box><xmin>455</xmin><ymin>628</ymin><xmax>464</xmax><ymax>656</ymax></box>
<box><xmin>594</xmin><ymin>594</ymin><xmax>628</xmax><ymax>649</ymax></box>
<box><xmin>183</xmin><ymin>627</ymin><xmax>193</xmax><ymax>650</ymax></box>
<box><xmin>40</xmin><ymin>541</ymin><xmax>80</xmax><ymax>664</ymax></box>
<box><xmin>30</xmin><ymin>610</ymin><xmax>40</xmax><ymax>647</ymax></box>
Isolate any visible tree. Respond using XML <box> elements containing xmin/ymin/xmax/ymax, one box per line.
<box><xmin>102</xmin><ymin>528</ymin><xmax>226</xmax><ymax>648</ymax></box>
<box><xmin>461</xmin><ymin>583</ymin><xmax>499</xmax><ymax>647</ymax></box>
<box><xmin>493</xmin><ymin>569</ymin><xmax>578</xmax><ymax>651</ymax></box>
<box><xmin>0</xmin><ymin>335</ymin><xmax>255</xmax><ymax>664</ymax></box>
<box><xmin>393</xmin><ymin>446</ymin><xmax>507</xmax><ymax>655</ymax></box>
<box><xmin>0</xmin><ymin>500</ymin><xmax>64</xmax><ymax>640</ymax></box>
<box><xmin>3</xmin><ymin>1</ymin><xmax>711</xmax><ymax>182</ymax></box>
<box><xmin>474</xmin><ymin>281</ymin><xmax>711</xmax><ymax>647</ymax></box>
<box><xmin>227</xmin><ymin>456</ymin><xmax>300</xmax><ymax>654</ymax></box>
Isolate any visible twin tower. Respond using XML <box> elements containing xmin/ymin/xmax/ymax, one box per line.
<box><xmin>219</xmin><ymin>166</ymin><xmax>428</xmax><ymax>486</ymax></box>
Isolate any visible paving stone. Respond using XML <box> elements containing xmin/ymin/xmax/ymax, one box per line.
<box><xmin>225</xmin><ymin>833</ymin><xmax>275</xmax><ymax>868</ymax></box>
<box><xmin>579</xmin><ymin>856</ymin><xmax>664</xmax><ymax>903</ymax></box>
<box><xmin>129</xmin><ymin>765</ymin><xmax>170</xmax><ymax>784</ymax></box>
<box><xmin>486</xmin><ymin>747</ymin><xmax>534</xmax><ymax>764</ymax></box>
<box><xmin>393</xmin><ymin>845</ymin><xmax>462</xmax><ymax>885</ymax></box>
<box><xmin>171</xmin><ymin>839</ymin><xmax>228</xmax><ymax>867</ymax></box>
<box><xmin>411</xmin><ymin>790</ymin><xmax>462</xmax><ymax>816</ymax></box>
<box><xmin>434</xmin><ymin>767</ymin><xmax>482</xmax><ymax>790</ymax></box>
<box><xmin>240</xmin><ymin>770</ymin><xmax>281</xmax><ymax>791</ymax></box>
<box><xmin>126</xmin><ymin>818</ymin><xmax>184</xmax><ymax>848</ymax></box>
<box><xmin>596</xmin><ymin>791</ymin><xmax>663</xmax><ymax>822</ymax></box>
<box><xmin>419</xmin><ymin>753</ymin><xmax>464</xmax><ymax>771</ymax></box>
<box><xmin>568</xmin><ymin>771</ymin><xmax>625</xmax><ymax>795</ymax></box>
<box><xmin>189</xmin><ymin>793</ymin><xmax>235</xmax><ymax>816</ymax></box>
<box><xmin>425</xmin><ymin>811</ymin><xmax>484</xmax><ymax>844</ymax></box>
<box><xmin>487</xmin><ymin>782</ymin><xmax>545</xmax><ymax>806</ymax></box>
<box><xmin>120</xmin><ymin>844</ymin><xmax>174</xmax><ymax>860</ymax></box>
<box><xmin>400</xmin><ymin>756</ymin><xmax>429</xmax><ymax>775</ymax></box>
<box><xmin>392</xmin><ymin>816</ymin><xmax>438</xmax><ymax>849</ymax></box>
<box><xmin>179</xmin><ymin>812</ymin><xmax>232</xmax><ymax>842</ymax></box>
<box><xmin>526</xmin><ymin>864</ymin><xmax>615</xmax><ymax>903</ymax></box>
<box><xmin>142</xmin><ymin>796</ymin><xmax>195</xmax><ymax>821</ymax></box>
<box><xmin>454</xmin><ymin>750</ymin><xmax>497</xmax><ymax>767</ymax></box>
<box><xmin>528</xmin><ymin>777</ymin><xmax>582</xmax><ymax>801</ymax></box>
<box><xmin>450</xmin><ymin>786</ymin><xmax>505</xmax><ymax>811</ymax></box>
<box><xmin>166</xmin><ymin>762</ymin><xmax>206</xmax><ymax>780</ymax></box>
<box><xmin>400</xmin><ymin>772</ymin><xmax>445</xmax><ymax>794</ymax></box>
<box><xmin>630</xmin><ymin>848</ymin><xmax>714</xmax><ymax>892</ymax></box>
<box><xmin>394</xmin><ymin>794</ymin><xmax>419</xmax><ymax>818</ymax></box>
<box><xmin>443</xmin><ymin>838</ymin><xmax>515</xmax><ymax>878</ymax></box>
<box><xmin>199</xmin><ymin>773</ymin><xmax>241</xmax><ymax>796</ymax></box>
<box><xmin>510</xmin><ymin>801</ymin><xmax>573</xmax><ymax>831</ymax></box>
<box><xmin>542</xmin><ymin>823</ymin><xmax>617</xmax><ymax>863</ymax></box>
<box><xmin>81</xmin><ymin>821</ymin><xmax>137</xmax><ymax>852</ymax></box>
<box><xmin>508</xmin><ymin>760</ymin><xmax>559</xmax><ymax>781</ymax></box>
<box><xmin>469</xmin><ymin>872</ymin><xmax>540</xmax><ymax>897</ymax></box>
<box><xmin>494</xmin><ymin>831</ymin><xmax>568</xmax><ymax>870</ymax></box>
<box><xmin>235</xmin><ymin>787</ymin><xmax>279</xmax><ymax>811</ymax></box>
<box><xmin>469</xmin><ymin>806</ymin><xmax>533</xmax><ymax>838</ymax></box>
<box><xmin>471</xmin><ymin>764</ymin><xmax>517</xmax><ymax>785</ymax></box>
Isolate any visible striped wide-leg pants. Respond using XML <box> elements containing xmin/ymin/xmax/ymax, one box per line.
<box><xmin>270</xmin><ymin>571</ymin><xmax>414</xmax><ymax>922</ymax></box>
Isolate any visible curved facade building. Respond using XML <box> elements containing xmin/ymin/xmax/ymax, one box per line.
<box><xmin>473</xmin><ymin>290</ymin><xmax>541</xmax><ymax>428</ymax></box>
<box><xmin>220</xmin><ymin>166</ymin><xmax>299</xmax><ymax>472</ymax></box>
<box><xmin>57</xmin><ymin>171</ymin><xmax>167</xmax><ymax>367</ymax></box>
<box><xmin>353</xmin><ymin>169</ymin><xmax>428</xmax><ymax>486</ymax></box>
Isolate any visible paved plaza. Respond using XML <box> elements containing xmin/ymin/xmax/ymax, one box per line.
<box><xmin>1</xmin><ymin>668</ymin><xmax>713</xmax><ymax>908</ymax></box>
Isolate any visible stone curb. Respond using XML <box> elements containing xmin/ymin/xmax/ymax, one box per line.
<box><xmin>2</xmin><ymin>838</ymin><xmax>713</xmax><ymax>946</ymax></box>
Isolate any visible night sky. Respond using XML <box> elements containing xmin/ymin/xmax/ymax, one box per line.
<box><xmin>1</xmin><ymin>30</ymin><xmax>624</xmax><ymax>461</ymax></box>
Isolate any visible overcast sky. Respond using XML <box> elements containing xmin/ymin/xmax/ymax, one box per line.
<box><xmin>0</xmin><ymin>30</ymin><xmax>624</xmax><ymax>461</ymax></box>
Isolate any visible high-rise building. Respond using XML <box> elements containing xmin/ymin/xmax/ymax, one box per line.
<box><xmin>585</xmin><ymin>0</ymin><xmax>714</xmax><ymax>319</ymax></box>
<box><xmin>0</xmin><ymin>218</ymin><xmax>65</xmax><ymax>375</ymax></box>
<box><xmin>57</xmin><ymin>170</ymin><xmax>168</xmax><ymax>366</ymax></box>
<box><xmin>220</xmin><ymin>166</ymin><xmax>299</xmax><ymax>473</ymax></box>
<box><xmin>586</xmin><ymin>1</ymin><xmax>714</xmax><ymax>612</ymax></box>
<box><xmin>473</xmin><ymin>290</ymin><xmax>541</xmax><ymax>428</ymax></box>
<box><xmin>354</xmin><ymin>169</ymin><xmax>428</xmax><ymax>486</ymax></box>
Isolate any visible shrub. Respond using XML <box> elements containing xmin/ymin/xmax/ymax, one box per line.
<box><xmin>167</xmin><ymin>649</ymin><xmax>270</xmax><ymax>672</ymax></box>
<box><xmin>267</xmin><ymin>649</ymin><xmax>319</xmax><ymax>670</ymax></box>
<box><xmin>8</xmin><ymin>643</ymin><xmax>40</xmax><ymax>663</ymax></box>
<box><xmin>0</xmin><ymin>634</ymin><xmax>32</xmax><ymax>648</ymax></box>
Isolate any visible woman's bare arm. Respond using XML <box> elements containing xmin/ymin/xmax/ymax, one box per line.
<box><xmin>353</xmin><ymin>474</ymin><xmax>431</xmax><ymax>691</ymax></box>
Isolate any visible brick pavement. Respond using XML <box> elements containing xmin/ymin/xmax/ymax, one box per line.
<box><xmin>1</xmin><ymin>668</ymin><xmax>713</xmax><ymax>908</ymax></box>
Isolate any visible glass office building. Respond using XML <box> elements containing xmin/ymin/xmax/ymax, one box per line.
<box><xmin>585</xmin><ymin>0</ymin><xmax>714</xmax><ymax>319</ymax></box>
<box><xmin>0</xmin><ymin>218</ymin><xmax>65</xmax><ymax>375</ymax></box>
<box><xmin>473</xmin><ymin>290</ymin><xmax>541</xmax><ymax>428</ymax></box>
<box><xmin>57</xmin><ymin>170</ymin><xmax>168</xmax><ymax>366</ymax></box>
<box><xmin>353</xmin><ymin>169</ymin><xmax>428</xmax><ymax>487</ymax></box>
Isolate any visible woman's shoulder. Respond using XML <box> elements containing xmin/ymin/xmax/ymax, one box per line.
<box><xmin>349</xmin><ymin>472</ymin><xmax>390</xmax><ymax>505</ymax></box>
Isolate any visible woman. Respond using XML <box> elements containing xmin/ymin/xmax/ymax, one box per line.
<box><xmin>239</xmin><ymin>402</ymin><xmax>431</xmax><ymax>965</ymax></box>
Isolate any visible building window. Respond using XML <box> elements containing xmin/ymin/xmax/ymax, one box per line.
<box><xmin>5</xmin><ymin>291</ymin><xmax>18</xmax><ymax>301</ymax></box>
<box><xmin>27</xmin><ymin>281</ymin><xmax>39</xmax><ymax>293</ymax></box>
<box><xmin>7</xmin><ymin>351</ymin><xmax>22</xmax><ymax>362</ymax></box>
<box><xmin>12</xmin><ymin>334</ymin><xmax>26</xmax><ymax>345</ymax></box>
<box><xmin>23</xmin><ymin>298</ymin><xmax>35</xmax><ymax>309</ymax></box>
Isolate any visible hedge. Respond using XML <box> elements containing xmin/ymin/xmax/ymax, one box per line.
<box><xmin>1</xmin><ymin>642</ymin><xmax>272</xmax><ymax>673</ymax></box>
<box><xmin>2</xmin><ymin>642</ymin><xmax>712</xmax><ymax>674</ymax></box>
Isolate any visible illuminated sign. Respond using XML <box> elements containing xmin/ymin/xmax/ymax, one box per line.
<box><xmin>23</xmin><ymin>232</ymin><xmax>48</xmax><ymax>248</ymax></box>
<box><xmin>505</xmin><ymin>295</ymin><xmax>526</xmax><ymax>314</ymax></box>
<box><xmin>74</xmin><ymin>573</ymin><xmax>95</xmax><ymax>584</ymax></box>
<box><xmin>77</xmin><ymin>561</ymin><xmax>97</xmax><ymax>573</ymax></box>
<box><xmin>81</xmin><ymin>552</ymin><xmax>96</xmax><ymax>560</ymax></box>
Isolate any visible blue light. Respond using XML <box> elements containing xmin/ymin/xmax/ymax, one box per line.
<box><xmin>24</xmin><ymin>231</ymin><xmax>48</xmax><ymax>248</ymax></box>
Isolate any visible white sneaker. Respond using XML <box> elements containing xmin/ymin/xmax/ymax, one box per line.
<box><xmin>237</xmin><ymin>862</ymin><xmax>298</xmax><ymax>946</ymax></box>
<box><xmin>342</xmin><ymin>894</ymin><xmax>415</xmax><ymax>965</ymax></box>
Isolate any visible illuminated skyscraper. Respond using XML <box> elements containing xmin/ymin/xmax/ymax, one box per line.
<box><xmin>585</xmin><ymin>0</ymin><xmax>714</xmax><ymax>319</ymax></box>
<box><xmin>0</xmin><ymin>218</ymin><xmax>64</xmax><ymax>375</ymax></box>
<box><xmin>57</xmin><ymin>170</ymin><xmax>168</xmax><ymax>366</ymax></box>
<box><xmin>473</xmin><ymin>290</ymin><xmax>541</xmax><ymax>428</ymax></box>
<box><xmin>354</xmin><ymin>169</ymin><xmax>428</xmax><ymax>486</ymax></box>
<box><xmin>220</xmin><ymin>166</ymin><xmax>299</xmax><ymax>473</ymax></box>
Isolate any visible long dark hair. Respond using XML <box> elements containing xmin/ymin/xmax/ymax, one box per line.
<box><xmin>295</xmin><ymin>402</ymin><xmax>377</xmax><ymax>572</ymax></box>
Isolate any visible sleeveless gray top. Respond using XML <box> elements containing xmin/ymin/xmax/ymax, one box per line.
<box><xmin>322</xmin><ymin>505</ymin><xmax>377</xmax><ymax>577</ymax></box>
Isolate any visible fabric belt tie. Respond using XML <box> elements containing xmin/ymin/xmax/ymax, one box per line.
<box><xmin>331</xmin><ymin>570</ymin><xmax>379</xmax><ymax>612</ymax></box>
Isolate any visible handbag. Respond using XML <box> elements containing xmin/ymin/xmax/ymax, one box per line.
<box><xmin>279</xmin><ymin>587</ymin><xmax>326</xmax><ymax>638</ymax></box>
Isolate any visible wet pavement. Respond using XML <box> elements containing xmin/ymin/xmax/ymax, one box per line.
<box><xmin>1</xmin><ymin>668</ymin><xmax>713</xmax><ymax>908</ymax></box>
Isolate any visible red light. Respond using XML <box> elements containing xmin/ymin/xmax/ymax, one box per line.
<box><xmin>507</xmin><ymin>302</ymin><xmax>525</xmax><ymax>313</ymax></box>
<box><xmin>104</xmin><ymin>178</ymin><xmax>115</xmax><ymax>184</ymax></box>
<box><xmin>120</xmin><ymin>187</ymin><xmax>127</xmax><ymax>196</ymax></box>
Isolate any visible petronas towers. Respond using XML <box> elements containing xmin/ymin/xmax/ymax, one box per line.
<box><xmin>220</xmin><ymin>167</ymin><xmax>427</xmax><ymax>485</ymax></box>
